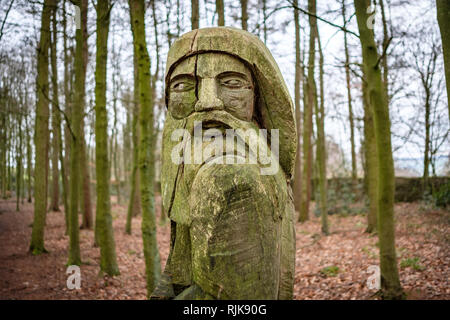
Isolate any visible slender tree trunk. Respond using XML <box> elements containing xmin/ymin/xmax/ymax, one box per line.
<box><xmin>342</xmin><ymin>0</ymin><xmax>357</xmax><ymax>188</ymax></box>
<box><xmin>292</xmin><ymin>0</ymin><xmax>302</xmax><ymax>213</ymax></box>
<box><xmin>423</xmin><ymin>87</ymin><xmax>431</xmax><ymax>194</ymax></box>
<box><xmin>67</xmin><ymin>0</ymin><xmax>87</xmax><ymax>266</ymax></box>
<box><xmin>79</xmin><ymin>0</ymin><xmax>92</xmax><ymax>230</ymax></box>
<box><xmin>262</xmin><ymin>0</ymin><xmax>267</xmax><ymax>43</ymax></box>
<box><xmin>95</xmin><ymin>0</ymin><xmax>120</xmax><ymax>276</ymax></box>
<box><xmin>216</xmin><ymin>0</ymin><xmax>224</xmax><ymax>26</ymax></box>
<box><xmin>299</xmin><ymin>0</ymin><xmax>317</xmax><ymax>222</ymax></box>
<box><xmin>25</xmin><ymin>114</ymin><xmax>33</xmax><ymax>203</ymax></box>
<box><xmin>62</xmin><ymin>0</ymin><xmax>70</xmax><ymax>234</ymax></box>
<box><xmin>363</xmin><ymin>78</ymin><xmax>378</xmax><ymax>234</ymax></box>
<box><xmin>1</xmin><ymin>113</ymin><xmax>6</xmax><ymax>199</ymax></box>
<box><xmin>240</xmin><ymin>0</ymin><xmax>247</xmax><ymax>31</ymax></box>
<box><xmin>150</xmin><ymin>0</ymin><xmax>165</xmax><ymax>224</ymax></box>
<box><xmin>30</xmin><ymin>0</ymin><xmax>53</xmax><ymax>255</ymax></box>
<box><xmin>379</xmin><ymin>0</ymin><xmax>390</xmax><ymax>101</ymax></box>
<box><xmin>354</xmin><ymin>0</ymin><xmax>404</xmax><ymax>300</ymax></box>
<box><xmin>16</xmin><ymin>114</ymin><xmax>23</xmax><ymax>212</ymax></box>
<box><xmin>80</xmin><ymin>122</ymin><xmax>93</xmax><ymax>229</ymax></box>
<box><xmin>125</xmin><ymin>48</ymin><xmax>141</xmax><ymax>234</ymax></box>
<box><xmin>436</xmin><ymin>0</ymin><xmax>450</xmax><ymax>120</ymax></box>
<box><xmin>123</xmin><ymin>108</ymin><xmax>132</xmax><ymax>198</ymax></box>
<box><xmin>111</xmin><ymin>58</ymin><xmax>121</xmax><ymax>205</ymax></box>
<box><xmin>191</xmin><ymin>0</ymin><xmax>199</xmax><ymax>30</ymax></box>
<box><xmin>7</xmin><ymin>125</ymin><xmax>11</xmax><ymax>196</ymax></box>
<box><xmin>316</xmin><ymin>27</ymin><xmax>328</xmax><ymax>235</ymax></box>
<box><xmin>50</xmin><ymin>4</ymin><xmax>60</xmax><ymax>212</ymax></box>
<box><xmin>129</xmin><ymin>0</ymin><xmax>161</xmax><ymax>297</ymax></box>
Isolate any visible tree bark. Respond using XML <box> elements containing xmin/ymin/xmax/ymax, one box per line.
<box><xmin>216</xmin><ymin>0</ymin><xmax>224</xmax><ymax>26</ymax></box>
<box><xmin>362</xmin><ymin>77</ymin><xmax>377</xmax><ymax>234</ymax></box>
<box><xmin>95</xmin><ymin>0</ymin><xmax>120</xmax><ymax>276</ymax></box>
<box><xmin>379</xmin><ymin>0</ymin><xmax>390</xmax><ymax>100</ymax></box>
<box><xmin>16</xmin><ymin>114</ymin><xmax>23</xmax><ymax>211</ymax></box>
<box><xmin>292</xmin><ymin>0</ymin><xmax>302</xmax><ymax>213</ymax></box>
<box><xmin>80</xmin><ymin>121</ymin><xmax>93</xmax><ymax>229</ymax></box>
<box><xmin>191</xmin><ymin>0</ymin><xmax>199</xmax><ymax>30</ymax></box>
<box><xmin>125</xmin><ymin>44</ymin><xmax>141</xmax><ymax>234</ymax></box>
<box><xmin>342</xmin><ymin>0</ymin><xmax>357</xmax><ymax>188</ymax></box>
<box><xmin>30</xmin><ymin>0</ymin><xmax>53</xmax><ymax>255</ymax></box>
<box><xmin>79</xmin><ymin>0</ymin><xmax>92</xmax><ymax>230</ymax></box>
<box><xmin>262</xmin><ymin>0</ymin><xmax>267</xmax><ymax>43</ymax></box>
<box><xmin>25</xmin><ymin>114</ymin><xmax>33</xmax><ymax>203</ymax></box>
<box><xmin>240</xmin><ymin>0</ymin><xmax>247</xmax><ymax>31</ymax></box>
<box><xmin>436</xmin><ymin>0</ymin><xmax>450</xmax><ymax>120</ymax></box>
<box><xmin>50</xmin><ymin>4</ymin><xmax>60</xmax><ymax>212</ymax></box>
<box><xmin>62</xmin><ymin>0</ymin><xmax>70</xmax><ymax>234</ymax></box>
<box><xmin>1</xmin><ymin>113</ymin><xmax>6</xmax><ymax>199</ymax></box>
<box><xmin>67</xmin><ymin>0</ymin><xmax>86</xmax><ymax>266</ymax></box>
<box><xmin>354</xmin><ymin>0</ymin><xmax>404</xmax><ymax>300</ymax></box>
<box><xmin>316</xmin><ymin>27</ymin><xmax>328</xmax><ymax>235</ymax></box>
<box><xmin>298</xmin><ymin>0</ymin><xmax>317</xmax><ymax>222</ymax></box>
<box><xmin>423</xmin><ymin>85</ymin><xmax>431</xmax><ymax>194</ymax></box>
<box><xmin>129</xmin><ymin>0</ymin><xmax>162</xmax><ymax>297</ymax></box>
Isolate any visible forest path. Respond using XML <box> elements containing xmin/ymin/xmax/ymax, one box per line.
<box><xmin>0</xmin><ymin>196</ymin><xmax>170</xmax><ymax>299</ymax></box>
<box><xmin>0</xmin><ymin>198</ymin><xmax>448</xmax><ymax>299</ymax></box>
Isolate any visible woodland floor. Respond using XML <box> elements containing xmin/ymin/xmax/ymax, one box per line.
<box><xmin>0</xmin><ymin>196</ymin><xmax>449</xmax><ymax>300</ymax></box>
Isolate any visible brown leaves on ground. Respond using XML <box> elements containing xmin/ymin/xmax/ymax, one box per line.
<box><xmin>0</xmin><ymin>198</ymin><xmax>448</xmax><ymax>299</ymax></box>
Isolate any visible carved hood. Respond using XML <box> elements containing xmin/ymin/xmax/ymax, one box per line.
<box><xmin>164</xmin><ymin>27</ymin><xmax>297</xmax><ymax>178</ymax></box>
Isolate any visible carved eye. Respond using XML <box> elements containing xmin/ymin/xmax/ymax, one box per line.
<box><xmin>221</xmin><ymin>78</ymin><xmax>245</xmax><ymax>88</ymax></box>
<box><xmin>171</xmin><ymin>79</ymin><xmax>194</xmax><ymax>92</ymax></box>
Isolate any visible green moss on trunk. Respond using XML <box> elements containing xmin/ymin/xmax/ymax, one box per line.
<box><xmin>129</xmin><ymin>0</ymin><xmax>161</xmax><ymax>297</ymax></box>
<box><xmin>95</xmin><ymin>0</ymin><xmax>120</xmax><ymax>276</ymax></box>
<box><xmin>30</xmin><ymin>0</ymin><xmax>53</xmax><ymax>255</ymax></box>
<box><xmin>354</xmin><ymin>0</ymin><xmax>404</xmax><ymax>300</ymax></box>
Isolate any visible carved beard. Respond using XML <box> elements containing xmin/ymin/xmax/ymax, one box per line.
<box><xmin>181</xmin><ymin>109</ymin><xmax>261</xmax><ymax>189</ymax></box>
<box><xmin>161</xmin><ymin>109</ymin><xmax>279</xmax><ymax>224</ymax></box>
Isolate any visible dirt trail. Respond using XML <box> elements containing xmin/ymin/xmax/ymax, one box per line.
<box><xmin>0</xmin><ymin>198</ymin><xmax>448</xmax><ymax>299</ymax></box>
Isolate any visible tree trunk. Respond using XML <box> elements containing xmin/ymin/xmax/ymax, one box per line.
<box><xmin>299</xmin><ymin>0</ymin><xmax>317</xmax><ymax>223</ymax></box>
<box><xmin>342</xmin><ymin>0</ymin><xmax>357</xmax><ymax>189</ymax></box>
<box><xmin>216</xmin><ymin>0</ymin><xmax>224</xmax><ymax>26</ymax></box>
<box><xmin>25</xmin><ymin>114</ymin><xmax>33</xmax><ymax>203</ymax></box>
<box><xmin>191</xmin><ymin>0</ymin><xmax>199</xmax><ymax>30</ymax></box>
<box><xmin>316</xmin><ymin>27</ymin><xmax>328</xmax><ymax>235</ymax></box>
<box><xmin>292</xmin><ymin>0</ymin><xmax>302</xmax><ymax>214</ymax></box>
<box><xmin>125</xmin><ymin>46</ymin><xmax>141</xmax><ymax>234</ymax></box>
<box><xmin>16</xmin><ymin>114</ymin><xmax>23</xmax><ymax>212</ymax></box>
<box><xmin>80</xmin><ymin>123</ymin><xmax>93</xmax><ymax>229</ymax></box>
<box><xmin>30</xmin><ymin>0</ymin><xmax>53</xmax><ymax>255</ymax></box>
<box><xmin>67</xmin><ymin>0</ymin><xmax>87</xmax><ymax>266</ymax></box>
<box><xmin>436</xmin><ymin>0</ymin><xmax>450</xmax><ymax>120</ymax></box>
<box><xmin>240</xmin><ymin>0</ymin><xmax>247</xmax><ymax>31</ymax></box>
<box><xmin>129</xmin><ymin>0</ymin><xmax>162</xmax><ymax>297</ymax></box>
<box><xmin>363</xmin><ymin>77</ymin><xmax>377</xmax><ymax>234</ymax></box>
<box><xmin>1</xmin><ymin>113</ymin><xmax>6</xmax><ymax>199</ymax></box>
<box><xmin>423</xmin><ymin>87</ymin><xmax>431</xmax><ymax>195</ymax></box>
<box><xmin>379</xmin><ymin>0</ymin><xmax>390</xmax><ymax>101</ymax></box>
<box><xmin>79</xmin><ymin>0</ymin><xmax>92</xmax><ymax>230</ymax></box>
<box><xmin>95</xmin><ymin>0</ymin><xmax>120</xmax><ymax>276</ymax></box>
<box><xmin>262</xmin><ymin>0</ymin><xmax>267</xmax><ymax>43</ymax></box>
<box><xmin>50</xmin><ymin>5</ymin><xmax>60</xmax><ymax>212</ymax></box>
<box><xmin>52</xmin><ymin>3</ymin><xmax>68</xmax><ymax>217</ymax></box>
<box><xmin>62</xmin><ymin>0</ymin><xmax>70</xmax><ymax>234</ymax></box>
<box><xmin>354</xmin><ymin>0</ymin><xmax>404</xmax><ymax>300</ymax></box>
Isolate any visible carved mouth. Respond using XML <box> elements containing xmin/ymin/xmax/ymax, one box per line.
<box><xmin>202</xmin><ymin>120</ymin><xmax>229</xmax><ymax>130</ymax></box>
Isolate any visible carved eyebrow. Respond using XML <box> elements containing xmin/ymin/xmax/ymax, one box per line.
<box><xmin>217</xmin><ymin>71</ymin><xmax>251</xmax><ymax>82</ymax></box>
<box><xmin>170</xmin><ymin>73</ymin><xmax>195</xmax><ymax>83</ymax></box>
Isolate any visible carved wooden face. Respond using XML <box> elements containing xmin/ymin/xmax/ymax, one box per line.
<box><xmin>168</xmin><ymin>53</ymin><xmax>255</xmax><ymax>122</ymax></box>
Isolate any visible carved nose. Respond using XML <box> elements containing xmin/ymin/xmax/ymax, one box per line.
<box><xmin>195</xmin><ymin>78</ymin><xmax>224</xmax><ymax>112</ymax></box>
